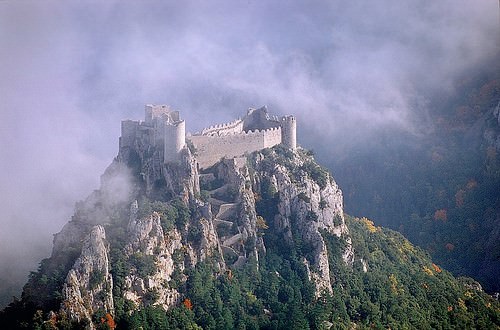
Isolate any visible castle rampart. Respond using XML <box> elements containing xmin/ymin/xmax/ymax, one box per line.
<box><xmin>145</xmin><ymin>104</ymin><xmax>180</xmax><ymax>124</ymax></box>
<box><xmin>200</xmin><ymin>119</ymin><xmax>244</xmax><ymax>136</ymax></box>
<box><xmin>119</xmin><ymin>105</ymin><xmax>296</xmax><ymax>169</ymax></box>
<box><xmin>263</xmin><ymin>126</ymin><xmax>282</xmax><ymax>148</ymax></box>
<box><xmin>120</xmin><ymin>120</ymin><xmax>140</xmax><ymax>148</ymax></box>
<box><xmin>189</xmin><ymin>127</ymin><xmax>283</xmax><ymax>169</ymax></box>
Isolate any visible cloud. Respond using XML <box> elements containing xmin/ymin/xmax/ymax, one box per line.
<box><xmin>0</xmin><ymin>0</ymin><xmax>497</xmax><ymax>306</ymax></box>
<box><xmin>64</xmin><ymin>0</ymin><xmax>498</xmax><ymax>140</ymax></box>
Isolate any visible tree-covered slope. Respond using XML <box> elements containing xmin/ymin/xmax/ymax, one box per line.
<box><xmin>1</xmin><ymin>144</ymin><xmax>499</xmax><ymax>329</ymax></box>
<box><xmin>332</xmin><ymin>59</ymin><xmax>500</xmax><ymax>293</ymax></box>
<box><xmin>109</xmin><ymin>215</ymin><xmax>500</xmax><ymax>330</ymax></box>
<box><xmin>329</xmin><ymin>215</ymin><xmax>500</xmax><ymax>329</ymax></box>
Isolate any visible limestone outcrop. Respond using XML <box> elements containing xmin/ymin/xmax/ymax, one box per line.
<box><xmin>201</xmin><ymin>147</ymin><xmax>354</xmax><ymax>296</ymax></box>
<box><xmin>15</xmin><ymin>108</ymin><xmax>356</xmax><ymax>327</ymax></box>
<box><xmin>60</xmin><ymin>225</ymin><xmax>114</xmax><ymax>327</ymax></box>
<box><xmin>122</xmin><ymin>209</ymin><xmax>181</xmax><ymax>310</ymax></box>
<box><xmin>247</xmin><ymin>148</ymin><xmax>353</xmax><ymax>296</ymax></box>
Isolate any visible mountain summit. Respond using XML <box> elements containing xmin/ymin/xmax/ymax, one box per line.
<box><xmin>1</xmin><ymin>106</ymin><xmax>499</xmax><ymax>329</ymax></box>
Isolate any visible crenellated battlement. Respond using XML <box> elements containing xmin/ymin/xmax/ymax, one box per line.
<box><xmin>200</xmin><ymin>119</ymin><xmax>244</xmax><ymax>136</ymax></box>
<box><xmin>119</xmin><ymin>105</ymin><xmax>296</xmax><ymax>169</ymax></box>
<box><xmin>189</xmin><ymin>106</ymin><xmax>295</xmax><ymax>168</ymax></box>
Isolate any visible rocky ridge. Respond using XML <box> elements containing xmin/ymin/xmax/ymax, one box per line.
<box><xmin>2</xmin><ymin>125</ymin><xmax>500</xmax><ymax>329</ymax></box>
<box><xmin>60</xmin><ymin>225</ymin><xmax>114</xmax><ymax>323</ymax></box>
<box><xmin>7</xmin><ymin>126</ymin><xmax>356</xmax><ymax>328</ymax></box>
<box><xmin>247</xmin><ymin>148</ymin><xmax>353</xmax><ymax>295</ymax></box>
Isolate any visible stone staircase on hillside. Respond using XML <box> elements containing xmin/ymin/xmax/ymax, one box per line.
<box><xmin>203</xmin><ymin>179</ymin><xmax>246</xmax><ymax>266</ymax></box>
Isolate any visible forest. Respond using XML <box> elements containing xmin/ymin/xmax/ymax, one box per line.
<box><xmin>91</xmin><ymin>216</ymin><xmax>500</xmax><ymax>329</ymax></box>
<box><xmin>330</xmin><ymin>61</ymin><xmax>500</xmax><ymax>293</ymax></box>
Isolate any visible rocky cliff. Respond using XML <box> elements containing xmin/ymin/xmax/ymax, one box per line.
<box><xmin>5</xmin><ymin>122</ymin><xmax>355</xmax><ymax>328</ymax></box>
<box><xmin>2</xmin><ymin>131</ymin><xmax>499</xmax><ymax>329</ymax></box>
<box><xmin>13</xmin><ymin>134</ymin><xmax>353</xmax><ymax>328</ymax></box>
<box><xmin>60</xmin><ymin>225</ymin><xmax>114</xmax><ymax>324</ymax></box>
<box><xmin>247</xmin><ymin>148</ymin><xmax>353</xmax><ymax>296</ymax></box>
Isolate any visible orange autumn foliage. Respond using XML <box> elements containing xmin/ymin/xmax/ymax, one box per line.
<box><xmin>100</xmin><ymin>313</ymin><xmax>116</xmax><ymax>329</ymax></box>
<box><xmin>432</xmin><ymin>263</ymin><xmax>442</xmax><ymax>273</ymax></box>
<box><xmin>466</xmin><ymin>179</ymin><xmax>478</xmax><ymax>190</ymax></box>
<box><xmin>183</xmin><ymin>298</ymin><xmax>193</xmax><ymax>310</ymax></box>
<box><xmin>48</xmin><ymin>311</ymin><xmax>57</xmax><ymax>327</ymax></box>
<box><xmin>434</xmin><ymin>209</ymin><xmax>447</xmax><ymax>222</ymax></box>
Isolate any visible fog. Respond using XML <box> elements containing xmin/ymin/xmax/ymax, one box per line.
<box><xmin>0</xmin><ymin>0</ymin><xmax>497</xmax><ymax>306</ymax></box>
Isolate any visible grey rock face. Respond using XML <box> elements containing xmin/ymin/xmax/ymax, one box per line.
<box><xmin>208</xmin><ymin>149</ymin><xmax>354</xmax><ymax>296</ymax></box>
<box><xmin>60</xmin><ymin>225</ymin><xmax>114</xmax><ymax>326</ymax></box>
<box><xmin>123</xmin><ymin>209</ymin><xmax>182</xmax><ymax>310</ymax></box>
<box><xmin>34</xmin><ymin>136</ymin><xmax>354</xmax><ymax>327</ymax></box>
<box><xmin>249</xmin><ymin>149</ymin><xmax>354</xmax><ymax>296</ymax></box>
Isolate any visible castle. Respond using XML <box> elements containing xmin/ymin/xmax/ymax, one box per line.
<box><xmin>120</xmin><ymin>104</ymin><xmax>297</xmax><ymax>169</ymax></box>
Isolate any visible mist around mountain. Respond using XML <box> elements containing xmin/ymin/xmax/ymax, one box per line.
<box><xmin>328</xmin><ymin>56</ymin><xmax>500</xmax><ymax>293</ymax></box>
<box><xmin>1</xmin><ymin>1</ymin><xmax>499</xmax><ymax>311</ymax></box>
<box><xmin>1</xmin><ymin>4</ymin><xmax>500</xmax><ymax>329</ymax></box>
<box><xmin>1</xmin><ymin>138</ymin><xmax>499</xmax><ymax>329</ymax></box>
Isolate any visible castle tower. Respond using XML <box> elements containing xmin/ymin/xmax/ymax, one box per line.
<box><xmin>281</xmin><ymin>115</ymin><xmax>297</xmax><ymax>150</ymax></box>
<box><xmin>164</xmin><ymin>120</ymin><xmax>186</xmax><ymax>162</ymax></box>
<box><xmin>144</xmin><ymin>104</ymin><xmax>186</xmax><ymax>162</ymax></box>
<box><xmin>120</xmin><ymin>120</ymin><xmax>139</xmax><ymax>148</ymax></box>
<box><xmin>145</xmin><ymin>104</ymin><xmax>179</xmax><ymax>125</ymax></box>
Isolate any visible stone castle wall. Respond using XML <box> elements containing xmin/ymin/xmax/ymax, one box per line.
<box><xmin>120</xmin><ymin>120</ymin><xmax>140</xmax><ymax>148</ymax></box>
<box><xmin>145</xmin><ymin>104</ymin><xmax>179</xmax><ymax>124</ymax></box>
<box><xmin>200</xmin><ymin>119</ymin><xmax>244</xmax><ymax>136</ymax></box>
<box><xmin>165</xmin><ymin>121</ymin><xmax>186</xmax><ymax>163</ymax></box>
<box><xmin>263</xmin><ymin>126</ymin><xmax>282</xmax><ymax>148</ymax></box>
<box><xmin>120</xmin><ymin>105</ymin><xmax>296</xmax><ymax>169</ymax></box>
<box><xmin>189</xmin><ymin>127</ymin><xmax>282</xmax><ymax>169</ymax></box>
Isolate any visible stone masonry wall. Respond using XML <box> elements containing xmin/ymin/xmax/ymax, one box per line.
<box><xmin>120</xmin><ymin>106</ymin><xmax>296</xmax><ymax>168</ymax></box>
<box><xmin>120</xmin><ymin>120</ymin><xmax>140</xmax><ymax>148</ymax></box>
<box><xmin>263</xmin><ymin>127</ymin><xmax>282</xmax><ymax>148</ymax></box>
<box><xmin>189</xmin><ymin>127</ymin><xmax>282</xmax><ymax>169</ymax></box>
<box><xmin>200</xmin><ymin>119</ymin><xmax>244</xmax><ymax>136</ymax></box>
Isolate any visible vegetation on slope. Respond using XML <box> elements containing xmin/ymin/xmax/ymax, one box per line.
<box><xmin>333</xmin><ymin>62</ymin><xmax>500</xmax><ymax>292</ymax></box>
<box><xmin>101</xmin><ymin>215</ymin><xmax>500</xmax><ymax>329</ymax></box>
<box><xmin>1</xmin><ymin>146</ymin><xmax>499</xmax><ymax>329</ymax></box>
<box><xmin>4</xmin><ymin>216</ymin><xmax>498</xmax><ymax>329</ymax></box>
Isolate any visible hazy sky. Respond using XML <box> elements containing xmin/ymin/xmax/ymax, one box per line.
<box><xmin>0</xmin><ymin>0</ymin><xmax>497</xmax><ymax>305</ymax></box>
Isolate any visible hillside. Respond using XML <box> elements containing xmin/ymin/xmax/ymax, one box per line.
<box><xmin>1</xmin><ymin>135</ymin><xmax>499</xmax><ymax>329</ymax></box>
<box><xmin>332</xmin><ymin>61</ymin><xmax>500</xmax><ymax>293</ymax></box>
